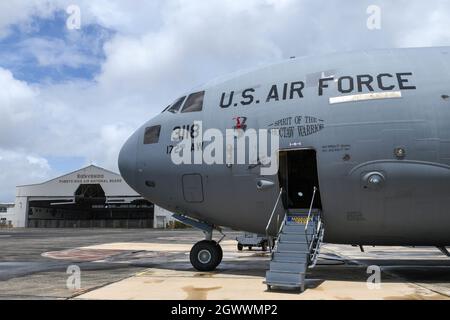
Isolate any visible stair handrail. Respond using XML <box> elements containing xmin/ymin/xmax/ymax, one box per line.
<box><xmin>266</xmin><ymin>188</ymin><xmax>283</xmax><ymax>240</ymax></box>
<box><xmin>309</xmin><ymin>221</ymin><xmax>325</xmax><ymax>268</ymax></box>
<box><xmin>305</xmin><ymin>186</ymin><xmax>318</xmax><ymax>231</ymax></box>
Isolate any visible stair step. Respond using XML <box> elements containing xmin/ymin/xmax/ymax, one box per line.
<box><xmin>281</xmin><ymin>233</ymin><xmax>315</xmax><ymax>240</ymax></box>
<box><xmin>269</xmin><ymin>261</ymin><xmax>307</xmax><ymax>273</ymax></box>
<box><xmin>277</xmin><ymin>241</ymin><xmax>309</xmax><ymax>252</ymax></box>
<box><xmin>287</xmin><ymin>209</ymin><xmax>320</xmax><ymax>216</ymax></box>
<box><xmin>273</xmin><ymin>252</ymin><xmax>309</xmax><ymax>262</ymax></box>
<box><xmin>285</xmin><ymin>219</ymin><xmax>317</xmax><ymax>227</ymax></box>
<box><xmin>283</xmin><ymin>224</ymin><xmax>316</xmax><ymax>235</ymax></box>
<box><xmin>280</xmin><ymin>232</ymin><xmax>315</xmax><ymax>243</ymax></box>
<box><xmin>278</xmin><ymin>233</ymin><xmax>310</xmax><ymax>243</ymax></box>
<box><xmin>265</xmin><ymin>271</ymin><xmax>305</xmax><ymax>289</ymax></box>
<box><xmin>285</xmin><ymin>222</ymin><xmax>318</xmax><ymax>231</ymax></box>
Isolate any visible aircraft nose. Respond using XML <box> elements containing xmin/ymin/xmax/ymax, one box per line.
<box><xmin>118</xmin><ymin>132</ymin><xmax>139</xmax><ymax>190</ymax></box>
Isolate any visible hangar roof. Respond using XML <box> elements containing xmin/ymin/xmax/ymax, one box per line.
<box><xmin>16</xmin><ymin>165</ymin><xmax>139</xmax><ymax>198</ymax></box>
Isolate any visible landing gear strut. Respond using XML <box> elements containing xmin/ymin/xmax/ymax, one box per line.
<box><xmin>173</xmin><ymin>214</ymin><xmax>224</xmax><ymax>272</ymax></box>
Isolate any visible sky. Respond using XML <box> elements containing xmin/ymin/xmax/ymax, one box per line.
<box><xmin>0</xmin><ymin>0</ymin><xmax>450</xmax><ymax>202</ymax></box>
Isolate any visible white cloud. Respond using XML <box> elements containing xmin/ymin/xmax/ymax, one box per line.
<box><xmin>0</xmin><ymin>1</ymin><xmax>57</xmax><ymax>38</ymax></box>
<box><xmin>0</xmin><ymin>149</ymin><xmax>53</xmax><ymax>202</ymax></box>
<box><xmin>92</xmin><ymin>123</ymin><xmax>136</xmax><ymax>169</ymax></box>
<box><xmin>0</xmin><ymin>68</ymin><xmax>39</xmax><ymax>148</ymax></box>
<box><xmin>20</xmin><ymin>37</ymin><xmax>97</xmax><ymax>68</ymax></box>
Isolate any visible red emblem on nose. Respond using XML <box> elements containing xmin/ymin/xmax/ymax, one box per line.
<box><xmin>233</xmin><ymin>117</ymin><xmax>247</xmax><ymax>130</ymax></box>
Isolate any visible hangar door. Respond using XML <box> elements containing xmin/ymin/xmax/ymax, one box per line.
<box><xmin>27</xmin><ymin>184</ymin><xmax>154</xmax><ymax>228</ymax></box>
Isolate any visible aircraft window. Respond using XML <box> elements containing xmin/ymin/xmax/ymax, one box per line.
<box><xmin>144</xmin><ymin>125</ymin><xmax>161</xmax><ymax>144</ymax></box>
<box><xmin>161</xmin><ymin>105</ymin><xmax>171</xmax><ymax>113</ymax></box>
<box><xmin>181</xmin><ymin>91</ymin><xmax>205</xmax><ymax>113</ymax></box>
<box><xmin>167</xmin><ymin>96</ymin><xmax>186</xmax><ymax>114</ymax></box>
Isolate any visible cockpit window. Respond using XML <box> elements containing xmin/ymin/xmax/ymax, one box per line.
<box><xmin>167</xmin><ymin>96</ymin><xmax>186</xmax><ymax>114</ymax></box>
<box><xmin>161</xmin><ymin>105</ymin><xmax>171</xmax><ymax>113</ymax></box>
<box><xmin>181</xmin><ymin>91</ymin><xmax>205</xmax><ymax>113</ymax></box>
<box><xmin>144</xmin><ymin>125</ymin><xmax>161</xmax><ymax>144</ymax></box>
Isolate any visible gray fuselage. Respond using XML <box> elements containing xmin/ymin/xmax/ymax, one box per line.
<box><xmin>119</xmin><ymin>47</ymin><xmax>450</xmax><ymax>246</ymax></box>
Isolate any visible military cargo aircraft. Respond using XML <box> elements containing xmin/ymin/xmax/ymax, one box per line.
<box><xmin>119</xmin><ymin>47</ymin><xmax>450</xmax><ymax>290</ymax></box>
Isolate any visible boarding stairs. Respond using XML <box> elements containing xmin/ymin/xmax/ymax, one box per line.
<box><xmin>264</xmin><ymin>187</ymin><xmax>325</xmax><ymax>292</ymax></box>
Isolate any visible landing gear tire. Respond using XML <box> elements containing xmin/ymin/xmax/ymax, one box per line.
<box><xmin>217</xmin><ymin>242</ymin><xmax>223</xmax><ymax>263</ymax></box>
<box><xmin>190</xmin><ymin>240</ymin><xmax>222</xmax><ymax>272</ymax></box>
<box><xmin>237</xmin><ymin>243</ymin><xmax>243</xmax><ymax>251</ymax></box>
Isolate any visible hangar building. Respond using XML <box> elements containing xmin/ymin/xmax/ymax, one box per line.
<box><xmin>13</xmin><ymin>165</ymin><xmax>175</xmax><ymax>228</ymax></box>
<box><xmin>0</xmin><ymin>203</ymin><xmax>15</xmax><ymax>228</ymax></box>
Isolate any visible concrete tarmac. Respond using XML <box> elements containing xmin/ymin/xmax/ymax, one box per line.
<box><xmin>0</xmin><ymin>228</ymin><xmax>449</xmax><ymax>300</ymax></box>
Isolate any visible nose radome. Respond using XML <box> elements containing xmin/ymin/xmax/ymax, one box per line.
<box><xmin>118</xmin><ymin>132</ymin><xmax>138</xmax><ymax>191</ymax></box>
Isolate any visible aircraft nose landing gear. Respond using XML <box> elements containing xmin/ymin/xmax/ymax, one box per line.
<box><xmin>190</xmin><ymin>240</ymin><xmax>223</xmax><ymax>271</ymax></box>
<box><xmin>173</xmin><ymin>214</ymin><xmax>224</xmax><ymax>272</ymax></box>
